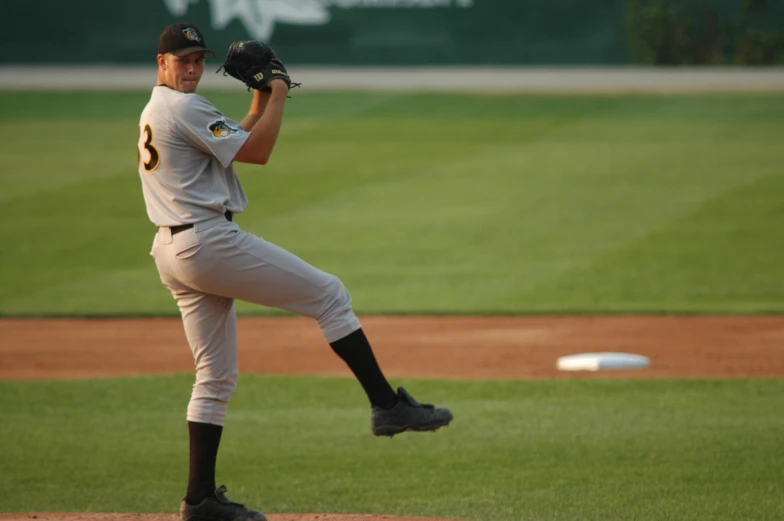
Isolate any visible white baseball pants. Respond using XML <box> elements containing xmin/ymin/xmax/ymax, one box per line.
<box><xmin>151</xmin><ymin>215</ymin><xmax>362</xmax><ymax>426</ymax></box>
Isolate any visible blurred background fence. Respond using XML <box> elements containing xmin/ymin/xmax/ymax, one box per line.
<box><xmin>3</xmin><ymin>0</ymin><xmax>783</xmax><ymax>66</ymax></box>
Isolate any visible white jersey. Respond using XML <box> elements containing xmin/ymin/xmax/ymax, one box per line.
<box><xmin>137</xmin><ymin>85</ymin><xmax>251</xmax><ymax>226</ymax></box>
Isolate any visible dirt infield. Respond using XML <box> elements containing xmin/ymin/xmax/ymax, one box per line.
<box><xmin>2</xmin><ymin>315</ymin><xmax>783</xmax><ymax>381</ymax></box>
<box><xmin>2</xmin><ymin>315</ymin><xmax>783</xmax><ymax>521</ymax></box>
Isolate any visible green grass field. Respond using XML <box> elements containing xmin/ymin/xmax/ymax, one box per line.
<box><xmin>1</xmin><ymin>92</ymin><xmax>783</xmax><ymax>315</ymax></box>
<box><xmin>1</xmin><ymin>376</ymin><xmax>782</xmax><ymax>520</ymax></box>
<box><xmin>2</xmin><ymin>91</ymin><xmax>784</xmax><ymax>521</ymax></box>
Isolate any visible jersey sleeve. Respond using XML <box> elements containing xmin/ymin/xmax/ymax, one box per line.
<box><xmin>174</xmin><ymin>95</ymin><xmax>251</xmax><ymax>168</ymax></box>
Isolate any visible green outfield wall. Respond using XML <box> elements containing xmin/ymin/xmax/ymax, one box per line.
<box><xmin>2</xmin><ymin>0</ymin><xmax>783</xmax><ymax>65</ymax></box>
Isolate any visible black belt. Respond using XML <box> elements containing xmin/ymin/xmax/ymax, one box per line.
<box><xmin>169</xmin><ymin>211</ymin><xmax>233</xmax><ymax>236</ymax></box>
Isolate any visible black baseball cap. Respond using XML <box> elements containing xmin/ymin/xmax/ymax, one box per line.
<box><xmin>158</xmin><ymin>22</ymin><xmax>215</xmax><ymax>57</ymax></box>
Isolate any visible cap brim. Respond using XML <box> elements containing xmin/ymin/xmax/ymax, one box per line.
<box><xmin>171</xmin><ymin>47</ymin><xmax>215</xmax><ymax>57</ymax></box>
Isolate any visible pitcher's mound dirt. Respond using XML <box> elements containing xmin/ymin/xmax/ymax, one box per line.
<box><xmin>0</xmin><ymin>515</ymin><xmax>459</xmax><ymax>521</ymax></box>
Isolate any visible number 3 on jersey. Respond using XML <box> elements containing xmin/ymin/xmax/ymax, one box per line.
<box><xmin>138</xmin><ymin>123</ymin><xmax>160</xmax><ymax>172</ymax></box>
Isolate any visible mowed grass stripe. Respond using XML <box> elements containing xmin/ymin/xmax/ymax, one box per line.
<box><xmin>1</xmin><ymin>92</ymin><xmax>783</xmax><ymax>314</ymax></box>
<box><xmin>521</xmin><ymin>170</ymin><xmax>784</xmax><ymax>312</ymax></box>
<box><xmin>243</xmin><ymin>128</ymin><xmax>776</xmax><ymax>313</ymax></box>
<box><xmin>0</xmin><ymin>376</ymin><xmax>782</xmax><ymax>520</ymax></box>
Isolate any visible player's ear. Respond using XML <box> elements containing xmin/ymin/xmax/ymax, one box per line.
<box><xmin>157</xmin><ymin>53</ymin><xmax>167</xmax><ymax>70</ymax></box>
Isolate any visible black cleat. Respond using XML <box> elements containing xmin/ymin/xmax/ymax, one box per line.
<box><xmin>180</xmin><ymin>485</ymin><xmax>266</xmax><ymax>521</ymax></box>
<box><xmin>371</xmin><ymin>387</ymin><xmax>454</xmax><ymax>437</ymax></box>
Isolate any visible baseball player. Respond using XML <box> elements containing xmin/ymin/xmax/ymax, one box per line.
<box><xmin>137</xmin><ymin>22</ymin><xmax>454</xmax><ymax>521</ymax></box>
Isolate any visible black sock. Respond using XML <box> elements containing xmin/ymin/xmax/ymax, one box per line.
<box><xmin>330</xmin><ymin>328</ymin><xmax>398</xmax><ymax>409</ymax></box>
<box><xmin>186</xmin><ymin>421</ymin><xmax>223</xmax><ymax>505</ymax></box>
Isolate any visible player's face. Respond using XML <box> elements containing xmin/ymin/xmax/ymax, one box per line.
<box><xmin>160</xmin><ymin>51</ymin><xmax>206</xmax><ymax>93</ymax></box>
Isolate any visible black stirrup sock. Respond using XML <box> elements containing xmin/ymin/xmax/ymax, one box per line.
<box><xmin>330</xmin><ymin>328</ymin><xmax>399</xmax><ymax>409</ymax></box>
<box><xmin>186</xmin><ymin>421</ymin><xmax>223</xmax><ymax>505</ymax></box>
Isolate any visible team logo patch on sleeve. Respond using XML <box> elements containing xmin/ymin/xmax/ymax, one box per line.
<box><xmin>208</xmin><ymin>120</ymin><xmax>240</xmax><ymax>139</ymax></box>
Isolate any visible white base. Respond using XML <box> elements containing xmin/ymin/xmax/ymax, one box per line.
<box><xmin>557</xmin><ymin>352</ymin><xmax>651</xmax><ymax>372</ymax></box>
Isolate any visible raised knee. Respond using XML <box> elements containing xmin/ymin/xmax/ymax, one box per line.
<box><xmin>325</xmin><ymin>274</ymin><xmax>350</xmax><ymax>301</ymax></box>
<box><xmin>313</xmin><ymin>274</ymin><xmax>353</xmax><ymax>323</ymax></box>
<box><xmin>316</xmin><ymin>275</ymin><xmax>361</xmax><ymax>343</ymax></box>
<box><xmin>321</xmin><ymin>274</ymin><xmax>352</xmax><ymax>312</ymax></box>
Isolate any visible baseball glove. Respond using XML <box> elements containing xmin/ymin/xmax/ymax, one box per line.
<box><xmin>217</xmin><ymin>40</ymin><xmax>301</xmax><ymax>93</ymax></box>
